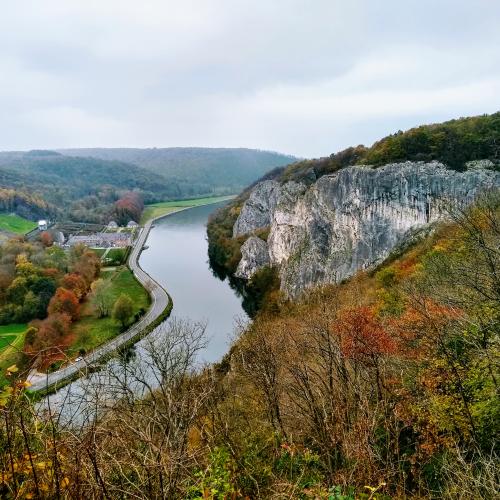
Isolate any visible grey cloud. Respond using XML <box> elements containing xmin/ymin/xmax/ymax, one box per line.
<box><xmin>0</xmin><ymin>0</ymin><xmax>498</xmax><ymax>156</ymax></box>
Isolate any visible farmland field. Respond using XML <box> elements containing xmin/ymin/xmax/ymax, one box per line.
<box><xmin>0</xmin><ymin>213</ymin><xmax>37</xmax><ymax>234</ymax></box>
<box><xmin>141</xmin><ymin>195</ymin><xmax>234</xmax><ymax>223</ymax></box>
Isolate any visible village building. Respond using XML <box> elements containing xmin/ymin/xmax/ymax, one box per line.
<box><xmin>53</xmin><ymin>231</ymin><xmax>65</xmax><ymax>245</ymax></box>
<box><xmin>38</xmin><ymin>220</ymin><xmax>48</xmax><ymax>231</ymax></box>
<box><xmin>66</xmin><ymin>232</ymin><xmax>132</xmax><ymax>248</ymax></box>
<box><xmin>107</xmin><ymin>220</ymin><xmax>118</xmax><ymax>229</ymax></box>
<box><xmin>127</xmin><ymin>220</ymin><xmax>139</xmax><ymax>228</ymax></box>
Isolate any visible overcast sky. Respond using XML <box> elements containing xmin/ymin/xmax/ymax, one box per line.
<box><xmin>0</xmin><ymin>1</ymin><xmax>499</xmax><ymax>158</ymax></box>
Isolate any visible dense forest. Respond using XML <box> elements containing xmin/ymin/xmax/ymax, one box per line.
<box><xmin>0</xmin><ymin>148</ymin><xmax>293</xmax><ymax>224</ymax></box>
<box><xmin>0</xmin><ymin>189</ymin><xmax>53</xmax><ymax>221</ymax></box>
<box><xmin>0</xmin><ymin>193</ymin><xmax>498</xmax><ymax>498</ymax></box>
<box><xmin>0</xmin><ymin>237</ymin><xmax>99</xmax><ymax>326</ymax></box>
<box><xmin>59</xmin><ymin>147</ymin><xmax>295</xmax><ymax>197</ymax></box>
<box><xmin>0</xmin><ymin>151</ymin><xmax>175</xmax><ymax>223</ymax></box>
<box><xmin>260</xmin><ymin>112</ymin><xmax>500</xmax><ymax>186</ymax></box>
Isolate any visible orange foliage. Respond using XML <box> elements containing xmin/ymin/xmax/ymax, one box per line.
<box><xmin>42</xmin><ymin>267</ymin><xmax>59</xmax><ymax>278</ymax></box>
<box><xmin>338</xmin><ymin>306</ymin><xmax>396</xmax><ymax>363</ymax></box>
<box><xmin>25</xmin><ymin>312</ymin><xmax>71</xmax><ymax>361</ymax></box>
<box><xmin>40</xmin><ymin>231</ymin><xmax>53</xmax><ymax>247</ymax></box>
<box><xmin>61</xmin><ymin>273</ymin><xmax>87</xmax><ymax>301</ymax></box>
<box><xmin>72</xmin><ymin>250</ymin><xmax>100</xmax><ymax>286</ymax></box>
<box><xmin>47</xmin><ymin>288</ymin><xmax>80</xmax><ymax>320</ymax></box>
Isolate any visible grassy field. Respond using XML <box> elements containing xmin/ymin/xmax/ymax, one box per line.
<box><xmin>141</xmin><ymin>195</ymin><xmax>234</xmax><ymax>224</ymax></box>
<box><xmin>68</xmin><ymin>266</ymin><xmax>150</xmax><ymax>356</ymax></box>
<box><xmin>0</xmin><ymin>213</ymin><xmax>37</xmax><ymax>234</ymax></box>
<box><xmin>92</xmin><ymin>247</ymin><xmax>128</xmax><ymax>265</ymax></box>
<box><xmin>0</xmin><ymin>324</ymin><xmax>28</xmax><ymax>385</ymax></box>
<box><xmin>103</xmin><ymin>248</ymin><xmax>128</xmax><ymax>265</ymax></box>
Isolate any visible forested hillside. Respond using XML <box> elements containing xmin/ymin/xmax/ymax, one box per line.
<box><xmin>59</xmin><ymin>147</ymin><xmax>295</xmax><ymax>197</ymax></box>
<box><xmin>1</xmin><ymin>194</ymin><xmax>498</xmax><ymax>498</ymax></box>
<box><xmin>261</xmin><ymin>112</ymin><xmax>500</xmax><ymax>185</ymax></box>
<box><xmin>0</xmin><ymin>148</ymin><xmax>294</xmax><ymax>223</ymax></box>
<box><xmin>0</xmin><ymin>151</ymin><xmax>178</xmax><ymax>223</ymax></box>
<box><xmin>0</xmin><ymin>150</ymin><xmax>176</xmax><ymax>202</ymax></box>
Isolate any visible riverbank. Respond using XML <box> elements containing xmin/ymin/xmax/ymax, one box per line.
<box><xmin>27</xmin><ymin>217</ymin><xmax>171</xmax><ymax>394</ymax></box>
<box><xmin>28</xmin><ymin>196</ymin><xmax>237</xmax><ymax>394</ymax></box>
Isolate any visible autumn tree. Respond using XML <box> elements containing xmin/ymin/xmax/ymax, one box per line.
<box><xmin>71</xmin><ymin>249</ymin><xmax>100</xmax><ymax>286</ymax></box>
<box><xmin>40</xmin><ymin>231</ymin><xmax>53</xmax><ymax>247</ymax></box>
<box><xmin>61</xmin><ymin>273</ymin><xmax>87</xmax><ymax>301</ymax></box>
<box><xmin>47</xmin><ymin>287</ymin><xmax>80</xmax><ymax>320</ymax></box>
<box><xmin>113</xmin><ymin>191</ymin><xmax>144</xmax><ymax>225</ymax></box>
<box><xmin>24</xmin><ymin>312</ymin><xmax>71</xmax><ymax>361</ymax></box>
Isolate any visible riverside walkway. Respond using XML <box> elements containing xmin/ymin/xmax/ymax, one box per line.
<box><xmin>28</xmin><ymin>218</ymin><xmax>171</xmax><ymax>393</ymax></box>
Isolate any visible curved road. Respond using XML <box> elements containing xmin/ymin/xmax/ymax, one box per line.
<box><xmin>28</xmin><ymin>218</ymin><xmax>171</xmax><ymax>393</ymax></box>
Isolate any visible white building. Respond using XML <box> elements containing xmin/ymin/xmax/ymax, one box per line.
<box><xmin>127</xmin><ymin>220</ymin><xmax>139</xmax><ymax>228</ymax></box>
<box><xmin>38</xmin><ymin>220</ymin><xmax>48</xmax><ymax>231</ymax></box>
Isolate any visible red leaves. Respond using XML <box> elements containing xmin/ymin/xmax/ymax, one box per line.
<box><xmin>25</xmin><ymin>312</ymin><xmax>72</xmax><ymax>361</ymax></box>
<box><xmin>40</xmin><ymin>231</ymin><xmax>53</xmax><ymax>247</ymax></box>
<box><xmin>61</xmin><ymin>273</ymin><xmax>87</xmax><ymax>301</ymax></box>
<box><xmin>113</xmin><ymin>192</ymin><xmax>144</xmax><ymax>225</ymax></box>
<box><xmin>338</xmin><ymin>307</ymin><xmax>396</xmax><ymax>363</ymax></box>
<box><xmin>47</xmin><ymin>288</ymin><xmax>80</xmax><ymax>320</ymax></box>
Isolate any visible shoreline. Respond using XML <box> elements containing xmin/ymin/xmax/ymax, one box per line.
<box><xmin>27</xmin><ymin>197</ymin><xmax>231</xmax><ymax>395</ymax></box>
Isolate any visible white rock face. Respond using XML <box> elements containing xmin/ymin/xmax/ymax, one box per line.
<box><xmin>235</xmin><ymin>236</ymin><xmax>270</xmax><ymax>279</ymax></box>
<box><xmin>233</xmin><ymin>161</ymin><xmax>500</xmax><ymax>297</ymax></box>
<box><xmin>233</xmin><ymin>180</ymin><xmax>282</xmax><ymax>237</ymax></box>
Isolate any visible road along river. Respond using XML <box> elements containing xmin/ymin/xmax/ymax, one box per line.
<box><xmin>37</xmin><ymin>201</ymin><xmax>246</xmax><ymax>423</ymax></box>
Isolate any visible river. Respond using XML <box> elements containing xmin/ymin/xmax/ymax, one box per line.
<box><xmin>140</xmin><ymin>202</ymin><xmax>246</xmax><ymax>362</ymax></box>
<box><xmin>39</xmin><ymin>201</ymin><xmax>246</xmax><ymax>422</ymax></box>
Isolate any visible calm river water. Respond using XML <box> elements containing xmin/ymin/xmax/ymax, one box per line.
<box><xmin>40</xmin><ymin>201</ymin><xmax>246</xmax><ymax>421</ymax></box>
<box><xmin>140</xmin><ymin>202</ymin><xmax>246</xmax><ymax>362</ymax></box>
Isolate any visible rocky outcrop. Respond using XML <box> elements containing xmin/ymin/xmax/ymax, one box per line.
<box><xmin>233</xmin><ymin>180</ymin><xmax>281</xmax><ymax>237</ymax></box>
<box><xmin>235</xmin><ymin>236</ymin><xmax>270</xmax><ymax>279</ymax></box>
<box><xmin>232</xmin><ymin>161</ymin><xmax>500</xmax><ymax>297</ymax></box>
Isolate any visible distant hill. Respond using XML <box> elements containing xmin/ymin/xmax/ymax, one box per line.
<box><xmin>0</xmin><ymin>150</ymin><xmax>176</xmax><ymax>202</ymax></box>
<box><xmin>0</xmin><ymin>148</ymin><xmax>295</xmax><ymax>223</ymax></box>
<box><xmin>58</xmin><ymin>147</ymin><xmax>296</xmax><ymax>197</ymax></box>
<box><xmin>0</xmin><ymin>151</ymin><xmax>176</xmax><ymax>223</ymax></box>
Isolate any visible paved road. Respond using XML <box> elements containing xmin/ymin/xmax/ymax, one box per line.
<box><xmin>28</xmin><ymin>219</ymin><xmax>170</xmax><ymax>393</ymax></box>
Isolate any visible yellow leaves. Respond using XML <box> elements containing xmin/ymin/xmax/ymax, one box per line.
<box><xmin>61</xmin><ymin>476</ymin><xmax>70</xmax><ymax>488</ymax></box>
<box><xmin>364</xmin><ymin>481</ymin><xmax>387</xmax><ymax>499</ymax></box>
<box><xmin>6</xmin><ymin>364</ymin><xmax>18</xmax><ymax>375</ymax></box>
<box><xmin>23</xmin><ymin>381</ymin><xmax>32</xmax><ymax>388</ymax></box>
<box><xmin>0</xmin><ymin>386</ymin><xmax>13</xmax><ymax>407</ymax></box>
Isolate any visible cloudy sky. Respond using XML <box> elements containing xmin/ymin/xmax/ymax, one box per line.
<box><xmin>0</xmin><ymin>0</ymin><xmax>499</xmax><ymax>158</ymax></box>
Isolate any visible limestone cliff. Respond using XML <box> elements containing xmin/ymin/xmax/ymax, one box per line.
<box><xmin>233</xmin><ymin>161</ymin><xmax>500</xmax><ymax>297</ymax></box>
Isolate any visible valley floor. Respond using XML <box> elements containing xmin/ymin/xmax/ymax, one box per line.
<box><xmin>140</xmin><ymin>195</ymin><xmax>234</xmax><ymax>223</ymax></box>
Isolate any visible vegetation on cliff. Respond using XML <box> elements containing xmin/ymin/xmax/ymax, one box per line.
<box><xmin>278</xmin><ymin>111</ymin><xmax>500</xmax><ymax>184</ymax></box>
